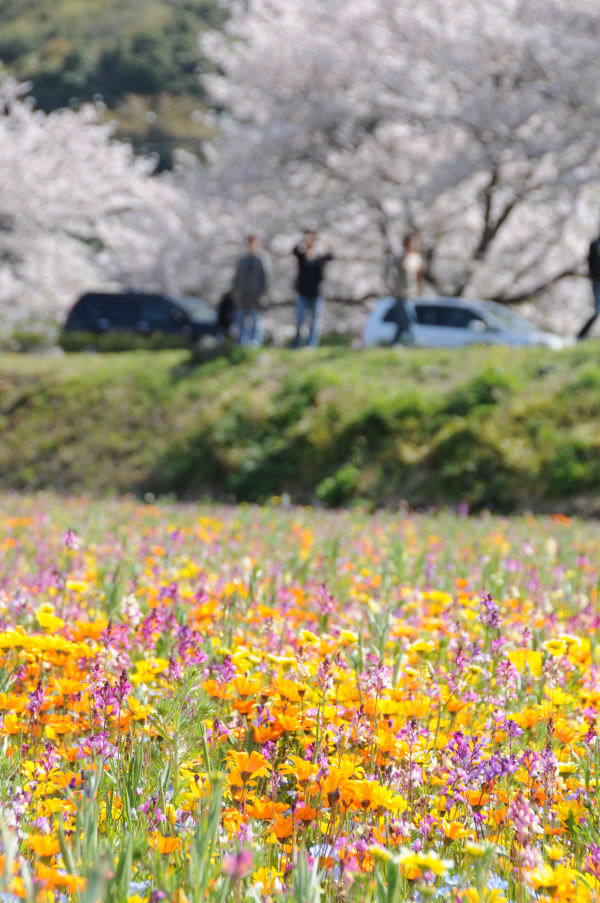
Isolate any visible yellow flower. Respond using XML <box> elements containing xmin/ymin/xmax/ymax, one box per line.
<box><xmin>409</xmin><ymin>639</ymin><xmax>436</xmax><ymax>655</ymax></box>
<box><xmin>252</xmin><ymin>867</ymin><xmax>282</xmax><ymax>893</ymax></box>
<box><xmin>544</xmin><ymin>638</ymin><xmax>567</xmax><ymax>657</ymax></box>
<box><xmin>527</xmin><ymin>863</ymin><xmax>576</xmax><ymax>894</ymax></box>
<box><xmin>507</xmin><ymin>649</ymin><xmax>542</xmax><ymax>677</ymax></box>
<box><xmin>556</xmin><ymin>800</ymin><xmax>585</xmax><ymax>826</ymax></box>
<box><xmin>35</xmin><ymin>603</ymin><xmax>65</xmax><ymax>632</ymax></box>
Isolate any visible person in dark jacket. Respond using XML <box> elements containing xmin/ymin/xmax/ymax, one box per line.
<box><xmin>217</xmin><ymin>291</ymin><xmax>236</xmax><ymax>340</ymax></box>
<box><xmin>292</xmin><ymin>229</ymin><xmax>333</xmax><ymax>348</ymax></box>
<box><xmin>577</xmin><ymin>234</ymin><xmax>600</xmax><ymax>339</ymax></box>
<box><xmin>231</xmin><ymin>234</ymin><xmax>270</xmax><ymax>346</ymax></box>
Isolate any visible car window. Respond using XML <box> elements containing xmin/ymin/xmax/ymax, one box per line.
<box><xmin>481</xmin><ymin>300</ymin><xmax>535</xmax><ymax>331</ymax></box>
<box><xmin>414</xmin><ymin>305</ymin><xmax>446</xmax><ymax>326</ymax></box>
<box><xmin>75</xmin><ymin>295</ymin><xmax>99</xmax><ymax>315</ymax></box>
<box><xmin>139</xmin><ymin>296</ymin><xmax>175</xmax><ymax>327</ymax></box>
<box><xmin>415</xmin><ymin>305</ymin><xmax>485</xmax><ymax>328</ymax></box>
<box><xmin>444</xmin><ymin>307</ymin><xmax>485</xmax><ymax>328</ymax></box>
<box><xmin>176</xmin><ymin>295</ymin><xmax>216</xmax><ymax>321</ymax></box>
<box><xmin>102</xmin><ymin>297</ymin><xmax>139</xmax><ymax>326</ymax></box>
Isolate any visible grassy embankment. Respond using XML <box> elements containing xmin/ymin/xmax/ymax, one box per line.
<box><xmin>0</xmin><ymin>343</ymin><xmax>599</xmax><ymax>511</ymax></box>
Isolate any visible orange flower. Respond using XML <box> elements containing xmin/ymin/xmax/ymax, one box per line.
<box><xmin>294</xmin><ymin>804</ymin><xmax>317</xmax><ymax>823</ymax></box>
<box><xmin>28</xmin><ymin>834</ymin><xmax>60</xmax><ymax>858</ymax></box>
<box><xmin>235</xmin><ymin>676</ymin><xmax>262</xmax><ymax>698</ymax></box>
<box><xmin>253</xmin><ymin>722</ymin><xmax>282</xmax><ymax>743</ymax></box>
<box><xmin>36</xmin><ymin>863</ymin><xmax>86</xmax><ymax>892</ymax></box>
<box><xmin>152</xmin><ymin>834</ymin><xmax>182</xmax><ymax>854</ymax></box>
<box><xmin>320</xmin><ymin>762</ymin><xmax>355</xmax><ymax>807</ymax></box>
<box><xmin>272</xmin><ymin>815</ymin><xmax>294</xmax><ymax>841</ymax></box>
<box><xmin>203</xmin><ymin>680</ymin><xmax>227</xmax><ymax>699</ymax></box>
<box><xmin>345</xmin><ymin>779</ymin><xmax>374</xmax><ymax>811</ymax></box>
<box><xmin>273</xmin><ymin>708</ymin><xmax>301</xmax><ymax>733</ymax></box>
<box><xmin>273</xmin><ymin>677</ymin><xmax>306</xmax><ymax>704</ymax></box>
<box><xmin>8</xmin><ymin>877</ymin><xmax>25</xmax><ymax>899</ymax></box>
<box><xmin>280</xmin><ymin>755</ymin><xmax>318</xmax><ymax>789</ymax></box>
<box><xmin>439</xmin><ymin>819</ymin><xmax>474</xmax><ymax>842</ymax></box>
<box><xmin>226</xmin><ymin>750</ymin><xmax>271</xmax><ymax>788</ymax></box>
<box><xmin>246</xmin><ymin>797</ymin><xmax>288</xmax><ymax>820</ymax></box>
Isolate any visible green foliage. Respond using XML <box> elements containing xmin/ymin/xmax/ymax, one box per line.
<box><xmin>0</xmin><ymin>343</ymin><xmax>599</xmax><ymax>511</ymax></box>
<box><xmin>443</xmin><ymin>366</ymin><xmax>520</xmax><ymax>416</ymax></box>
<box><xmin>289</xmin><ymin>849</ymin><xmax>324</xmax><ymax>903</ymax></box>
<box><xmin>0</xmin><ymin>0</ymin><xmax>225</xmax><ymax>166</ymax></box>
<box><xmin>316</xmin><ymin>463</ymin><xmax>361</xmax><ymax>506</ymax></box>
<box><xmin>426</xmin><ymin>424</ymin><xmax>517</xmax><ymax>509</ymax></box>
<box><xmin>0</xmin><ymin>322</ymin><xmax>59</xmax><ymax>353</ymax></box>
<box><xmin>186</xmin><ymin>786</ymin><xmax>228</xmax><ymax>903</ymax></box>
<box><xmin>59</xmin><ymin>330</ymin><xmax>194</xmax><ymax>353</ymax></box>
<box><xmin>149</xmin><ymin>666</ymin><xmax>215</xmax><ymax>799</ymax></box>
<box><xmin>542</xmin><ymin>437</ymin><xmax>600</xmax><ymax>496</ymax></box>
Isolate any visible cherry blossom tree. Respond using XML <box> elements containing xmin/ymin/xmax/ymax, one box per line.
<box><xmin>196</xmin><ymin>0</ymin><xmax>600</xmax><ymax>329</ymax></box>
<box><xmin>0</xmin><ymin>75</ymin><xmax>202</xmax><ymax>328</ymax></box>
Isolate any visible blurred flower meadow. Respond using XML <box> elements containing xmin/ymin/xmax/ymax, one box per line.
<box><xmin>0</xmin><ymin>496</ymin><xmax>598</xmax><ymax>902</ymax></box>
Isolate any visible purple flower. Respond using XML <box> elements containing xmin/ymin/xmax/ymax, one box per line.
<box><xmin>585</xmin><ymin>846</ymin><xmax>600</xmax><ymax>879</ymax></box>
<box><xmin>26</xmin><ymin>681</ymin><xmax>45</xmax><ymax>718</ymax></box>
<box><xmin>261</xmin><ymin>740</ymin><xmax>276</xmax><ymax>760</ymax></box>
<box><xmin>364</xmin><ymin>660</ymin><xmax>391</xmax><ymax>695</ymax></box>
<box><xmin>40</xmin><ymin>742</ymin><xmax>57</xmax><ymax>772</ymax></box>
<box><xmin>507</xmin><ymin>790</ymin><xmax>541</xmax><ymax>842</ymax></box>
<box><xmin>316</xmin><ymin>583</ymin><xmax>336</xmax><ymax>616</ymax></box>
<box><xmin>218</xmin><ymin>655</ymin><xmax>236</xmax><ymax>684</ymax></box>
<box><xmin>480</xmin><ymin>592</ymin><xmax>501</xmax><ymax>630</ymax></box>
<box><xmin>316</xmin><ymin>657</ymin><xmax>333</xmax><ymax>692</ymax></box>
<box><xmin>116</xmin><ymin>669</ymin><xmax>131</xmax><ymax>704</ymax></box>
<box><xmin>168</xmin><ymin>657</ymin><xmax>183</xmax><ymax>682</ymax></box>
<box><xmin>62</xmin><ymin>530</ymin><xmax>80</xmax><ymax>551</ymax></box>
<box><xmin>222</xmin><ymin>847</ymin><xmax>253</xmax><ymax>882</ymax></box>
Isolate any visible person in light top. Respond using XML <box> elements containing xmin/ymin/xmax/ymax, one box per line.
<box><xmin>386</xmin><ymin>232</ymin><xmax>426</xmax><ymax>345</ymax></box>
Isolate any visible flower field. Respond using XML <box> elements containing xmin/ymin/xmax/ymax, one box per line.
<box><xmin>0</xmin><ymin>496</ymin><xmax>599</xmax><ymax>902</ymax></box>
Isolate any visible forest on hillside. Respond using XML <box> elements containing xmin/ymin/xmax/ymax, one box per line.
<box><xmin>0</xmin><ymin>0</ymin><xmax>225</xmax><ymax>167</ymax></box>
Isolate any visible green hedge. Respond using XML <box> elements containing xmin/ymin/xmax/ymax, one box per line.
<box><xmin>58</xmin><ymin>330</ymin><xmax>196</xmax><ymax>352</ymax></box>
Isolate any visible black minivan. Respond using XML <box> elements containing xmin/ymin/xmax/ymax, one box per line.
<box><xmin>64</xmin><ymin>291</ymin><xmax>218</xmax><ymax>341</ymax></box>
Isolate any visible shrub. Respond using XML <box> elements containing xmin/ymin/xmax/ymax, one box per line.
<box><xmin>542</xmin><ymin>438</ymin><xmax>600</xmax><ymax>496</ymax></box>
<box><xmin>58</xmin><ymin>330</ymin><xmax>193</xmax><ymax>352</ymax></box>
<box><xmin>443</xmin><ymin>367</ymin><xmax>519</xmax><ymax>416</ymax></box>
<box><xmin>316</xmin><ymin>463</ymin><xmax>361</xmax><ymax>506</ymax></box>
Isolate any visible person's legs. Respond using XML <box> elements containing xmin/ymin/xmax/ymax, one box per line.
<box><xmin>249</xmin><ymin>308</ymin><xmax>262</xmax><ymax>346</ymax></box>
<box><xmin>577</xmin><ymin>314</ymin><xmax>598</xmax><ymax>340</ymax></box>
<box><xmin>578</xmin><ymin>280</ymin><xmax>600</xmax><ymax>339</ymax></box>
<box><xmin>306</xmin><ymin>296</ymin><xmax>324</xmax><ymax>347</ymax></box>
<box><xmin>237</xmin><ymin>310</ymin><xmax>250</xmax><ymax>345</ymax></box>
<box><xmin>390</xmin><ymin>298</ymin><xmax>411</xmax><ymax>345</ymax></box>
<box><xmin>293</xmin><ymin>294</ymin><xmax>308</xmax><ymax>348</ymax></box>
<box><xmin>594</xmin><ymin>280</ymin><xmax>600</xmax><ymax>314</ymax></box>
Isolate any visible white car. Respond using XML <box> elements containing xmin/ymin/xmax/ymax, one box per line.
<box><xmin>362</xmin><ymin>296</ymin><xmax>569</xmax><ymax>350</ymax></box>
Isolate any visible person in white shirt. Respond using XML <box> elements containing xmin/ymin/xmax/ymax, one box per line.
<box><xmin>386</xmin><ymin>233</ymin><xmax>426</xmax><ymax>344</ymax></box>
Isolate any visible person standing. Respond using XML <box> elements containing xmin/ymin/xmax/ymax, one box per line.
<box><xmin>216</xmin><ymin>290</ymin><xmax>236</xmax><ymax>341</ymax></box>
<box><xmin>231</xmin><ymin>234</ymin><xmax>270</xmax><ymax>346</ymax></box>
<box><xmin>292</xmin><ymin>229</ymin><xmax>333</xmax><ymax>348</ymax></box>
<box><xmin>577</xmin><ymin>233</ymin><xmax>600</xmax><ymax>340</ymax></box>
<box><xmin>386</xmin><ymin>232</ymin><xmax>426</xmax><ymax>344</ymax></box>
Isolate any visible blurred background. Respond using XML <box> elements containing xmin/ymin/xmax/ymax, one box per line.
<box><xmin>1</xmin><ymin>0</ymin><xmax>600</xmax><ymax>349</ymax></box>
